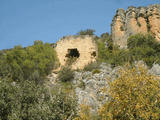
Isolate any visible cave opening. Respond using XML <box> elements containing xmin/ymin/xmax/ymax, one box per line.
<box><xmin>91</xmin><ymin>51</ymin><xmax>96</xmax><ymax>57</ymax></box>
<box><xmin>66</xmin><ymin>48</ymin><xmax>80</xmax><ymax>58</ymax></box>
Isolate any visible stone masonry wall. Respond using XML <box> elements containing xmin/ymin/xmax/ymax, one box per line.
<box><xmin>55</xmin><ymin>35</ymin><xmax>98</xmax><ymax>69</ymax></box>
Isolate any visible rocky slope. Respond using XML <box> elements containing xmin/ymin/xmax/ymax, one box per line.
<box><xmin>47</xmin><ymin>4</ymin><xmax>160</xmax><ymax>114</ymax></box>
<box><xmin>111</xmin><ymin>4</ymin><xmax>160</xmax><ymax>48</ymax></box>
<box><xmin>73</xmin><ymin>63</ymin><xmax>120</xmax><ymax>113</ymax></box>
<box><xmin>48</xmin><ymin>62</ymin><xmax>160</xmax><ymax>113</ymax></box>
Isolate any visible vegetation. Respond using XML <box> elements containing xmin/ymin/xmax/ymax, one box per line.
<box><xmin>58</xmin><ymin>66</ymin><xmax>74</xmax><ymax>82</ymax></box>
<box><xmin>0</xmin><ymin>41</ymin><xmax>78</xmax><ymax>120</ymax></box>
<box><xmin>99</xmin><ymin>65</ymin><xmax>160</xmax><ymax>120</ymax></box>
<box><xmin>74</xmin><ymin>104</ymin><xmax>99</xmax><ymax>120</ymax></box>
<box><xmin>97</xmin><ymin>33</ymin><xmax>130</xmax><ymax>67</ymax></box>
<box><xmin>77</xmin><ymin>29</ymin><xmax>95</xmax><ymax>36</ymax></box>
<box><xmin>0</xmin><ymin>40</ymin><xmax>58</xmax><ymax>83</ymax></box>
<box><xmin>78</xmin><ymin>80</ymin><xmax>86</xmax><ymax>90</ymax></box>
<box><xmin>65</xmin><ymin>57</ymin><xmax>78</xmax><ymax>66</ymax></box>
<box><xmin>92</xmin><ymin>69</ymin><xmax>101</xmax><ymax>74</ymax></box>
<box><xmin>97</xmin><ymin>33</ymin><xmax>160</xmax><ymax>67</ymax></box>
<box><xmin>77</xmin><ymin>65</ymin><xmax>160</xmax><ymax>120</ymax></box>
<box><xmin>1</xmin><ymin>30</ymin><xmax>160</xmax><ymax>119</ymax></box>
<box><xmin>127</xmin><ymin>34</ymin><xmax>160</xmax><ymax>66</ymax></box>
<box><xmin>83</xmin><ymin>62</ymin><xmax>100</xmax><ymax>71</ymax></box>
<box><xmin>0</xmin><ymin>78</ymin><xmax>77</xmax><ymax>120</ymax></box>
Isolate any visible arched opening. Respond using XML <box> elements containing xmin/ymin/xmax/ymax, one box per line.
<box><xmin>91</xmin><ymin>51</ymin><xmax>96</xmax><ymax>57</ymax></box>
<box><xmin>65</xmin><ymin>48</ymin><xmax>80</xmax><ymax>58</ymax></box>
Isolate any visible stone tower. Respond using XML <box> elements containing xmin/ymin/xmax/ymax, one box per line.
<box><xmin>55</xmin><ymin>35</ymin><xmax>98</xmax><ymax>69</ymax></box>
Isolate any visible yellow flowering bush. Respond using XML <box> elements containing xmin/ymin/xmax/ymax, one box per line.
<box><xmin>74</xmin><ymin>104</ymin><xmax>99</xmax><ymax>120</ymax></box>
<box><xmin>74</xmin><ymin>104</ymin><xmax>92</xmax><ymax>120</ymax></box>
<box><xmin>99</xmin><ymin>66</ymin><xmax>160</xmax><ymax>120</ymax></box>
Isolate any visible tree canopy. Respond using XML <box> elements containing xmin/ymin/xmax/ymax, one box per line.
<box><xmin>0</xmin><ymin>41</ymin><xmax>58</xmax><ymax>83</ymax></box>
<box><xmin>77</xmin><ymin>29</ymin><xmax>95</xmax><ymax>36</ymax></box>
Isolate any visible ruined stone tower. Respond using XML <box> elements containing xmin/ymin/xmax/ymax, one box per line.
<box><xmin>111</xmin><ymin>4</ymin><xmax>160</xmax><ymax>48</ymax></box>
<box><xmin>55</xmin><ymin>35</ymin><xmax>98</xmax><ymax>69</ymax></box>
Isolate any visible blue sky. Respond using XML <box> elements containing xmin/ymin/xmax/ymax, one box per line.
<box><xmin>0</xmin><ymin>0</ymin><xmax>160</xmax><ymax>49</ymax></box>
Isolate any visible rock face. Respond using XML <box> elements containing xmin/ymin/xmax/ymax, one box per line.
<box><xmin>149</xmin><ymin>63</ymin><xmax>160</xmax><ymax>76</ymax></box>
<box><xmin>111</xmin><ymin>4</ymin><xmax>160</xmax><ymax>48</ymax></box>
<box><xmin>55</xmin><ymin>35</ymin><xmax>98</xmax><ymax>69</ymax></box>
<box><xmin>73</xmin><ymin>63</ymin><xmax>121</xmax><ymax>113</ymax></box>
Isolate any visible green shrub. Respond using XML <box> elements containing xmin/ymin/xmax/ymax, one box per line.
<box><xmin>58</xmin><ymin>66</ymin><xmax>74</xmax><ymax>82</ymax></box>
<box><xmin>83</xmin><ymin>62</ymin><xmax>100</xmax><ymax>71</ymax></box>
<box><xmin>128</xmin><ymin>34</ymin><xmax>157</xmax><ymax>49</ymax></box>
<box><xmin>92</xmin><ymin>69</ymin><xmax>101</xmax><ymax>74</ymax></box>
<box><xmin>97</xmin><ymin>39</ymin><xmax>130</xmax><ymax>67</ymax></box>
<box><xmin>0</xmin><ymin>78</ymin><xmax>77</xmax><ymax>120</ymax></box>
<box><xmin>48</xmin><ymin>89</ymin><xmax>77</xmax><ymax>120</ymax></box>
<box><xmin>77</xmin><ymin>29</ymin><xmax>95</xmax><ymax>36</ymax></box>
<box><xmin>97</xmin><ymin>33</ymin><xmax>160</xmax><ymax>67</ymax></box>
<box><xmin>65</xmin><ymin>57</ymin><xmax>78</xmax><ymax>66</ymax></box>
<box><xmin>78</xmin><ymin>80</ymin><xmax>85</xmax><ymax>90</ymax></box>
<box><xmin>0</xmin><ymin>41</ymin><xmax>58</xmax><ymax>83</ymax></box>
<box><xmin>128</xmin><ymin>34</ymin><xmax>160</xmax><ymax>66</ymax></box>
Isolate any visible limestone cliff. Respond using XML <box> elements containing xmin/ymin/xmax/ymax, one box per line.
<box><xmin>111</xmin><ymin>4</ymin><xmax>160</xmax><ymax>48</ymax></box>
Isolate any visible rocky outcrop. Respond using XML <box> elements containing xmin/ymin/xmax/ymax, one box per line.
<box><xmin>73</xmin><ymin>63</ymin><xmax>121</xmax><ymax>113</ymax></box>
<box><xmin>73</xmin><ymin>62</ymin><xmax>160</xmax><ymax>113</ymax></box>
<box><xmin>111</xmin><ymin>4</ymin><xmax>160</xmax><ymax>48</ymax></box>
<box><xmin>149</xmin><ymin>63</ymin><xmax>160</xmax><ymax>76</ymax></box>
<box><xmin>48</xmin><ymin>62</ymin><xmax>160</xmax><ymax>113</ymax></box>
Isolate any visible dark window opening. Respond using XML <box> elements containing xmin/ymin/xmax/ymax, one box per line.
<box><xmin>91</xmin><ymin>51</ymin><xmax>96</xmax><ymax>57</ymax></box>
<box><xmin>66</xmin><ymin>48</ymin><xmax>80</xmax><ymax>58</ymax></box>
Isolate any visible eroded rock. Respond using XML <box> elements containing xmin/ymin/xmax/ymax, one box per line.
<box><xmin>73</xmin><ymin>63</ymin><xmax>119</xmax><ymax>113</ymax></box>
<box><xmin>111</xmin><ymin>4</ymin><xmax>160</xmax><ymax>48</ymax></box>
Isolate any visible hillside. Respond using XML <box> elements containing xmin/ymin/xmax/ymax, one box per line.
<box><xmin>0</xmin><ymin>4</ymin><xmax>160</xmax><ymax>120</ymax></box>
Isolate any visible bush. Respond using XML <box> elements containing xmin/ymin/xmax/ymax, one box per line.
<box><xmin>74</xmin><ymin>104</ymin><xmax>99</xmax><ymax>120</ymax></box>
<box><xmin>77</xmin><ymin>29</ymin><xmax>95</xmax><ymax>36</ymax></box>
<box><xmin>83</xmin><ymin>62</ymin><xmax>100</xmax><ymax>71</ymax></box>
<box><xmin>0</xmin><ymin>41</ymin><xmax>58</xmax><ymax>83</ymax></box>
<box><xmin>48</xmin><ymin>89</ymin><xmax>77</xmax><ymax>120</ymax></box>
<box><xmin>58</xmin><ymin>66</ymin><xmax>74</xmax><ymax>82</ymax></box>
<box><xmin>97</xmin><ymin>33</ymin><xmax>130</xmax><ymax>66</ymax></box>
<box><xmin>97</xmin><ymin>33</ymin><xmax>160</xmax><ymax>67</ymax></box>
<box><xmin>65</xmin><ymin>57</ymin><xmax>78</xmax><ymax>66</ymax></box>
<box><xmin>78</xmin><ymin>80</ymin><xmax>85</xmax><ymax>90</ymax></box>
<box><xmin>128</xmin><ymin>34</ymin><xmax>160</xmax><ymax>66</ymax></box>
<box><xmin>0</xmin><ymin>78</ymin><xmax>77</xmax><ymax>120</ymax></box>
<box><xmin>99</xmin><ymin>65</ymin><xmax>160</xmax><ymax>120</ymax></box>
<box><xmin>97</xmin><ymin>40</ymin><xmax>130</xmax><ymax>67</ymax></box>
<box><xmin>128</xmin><ymin>34</ymin><xmax>158</xmax><ymax>49</ymax></box>
<box><xmin>92</xmin><ymin>69</ymin><xmax>101</xmax><ymax>74</ymax></box>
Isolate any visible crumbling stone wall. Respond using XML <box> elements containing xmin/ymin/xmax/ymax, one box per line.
<box><xmin>55</xmin><ymin>35</ymin><xmax>97</xmax><ymax>69</ymax></box>
<box><xmin>111</xmin><ymin>4</ymin><xmax>160</xmax><ymax>48</ymax></box>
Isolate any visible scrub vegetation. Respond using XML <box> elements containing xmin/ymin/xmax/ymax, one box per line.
<box><xmin>0</xmin><ymin>40</ymin><xmax>77</xmax><ymax>120</ymax></box>
<box><xmin>1</xmin><ymin>31</ymin><xmax>160</xmax><ymax>119</ymax></box>
<box><xmin>97</xmin><ymin>33</ymin><xmax>160</xmax><ymax>67</ymax></box>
